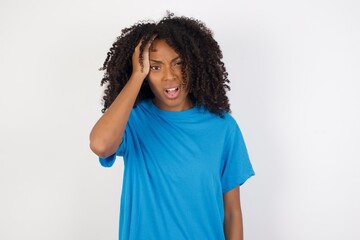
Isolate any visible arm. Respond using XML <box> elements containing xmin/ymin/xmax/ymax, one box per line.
<box><xmin>223</xmin><ymin>186</ymin><xmax>243</xmax><ymax>240</ymax></box>
<box><xmin>89</xmin><ymin>40</ymin><xmax>151</xmax><ymax>158</ymax></box>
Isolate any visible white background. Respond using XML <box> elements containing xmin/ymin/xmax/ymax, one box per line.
<box><xmin>1</xmin><ymin>0</ymin><xmax>359</xmax><ymax>239</ymax></box>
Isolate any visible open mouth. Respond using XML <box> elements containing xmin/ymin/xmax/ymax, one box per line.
<box><xmin>164</xmin><ymin>87</ymin><xmax>180</xmax><ymax>99</ymax></box>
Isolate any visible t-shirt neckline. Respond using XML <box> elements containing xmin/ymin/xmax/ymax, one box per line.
<box><xmin>145</xmin><ymin>99</ymin><xmax>199</xmax><ymax>118</ymax></box>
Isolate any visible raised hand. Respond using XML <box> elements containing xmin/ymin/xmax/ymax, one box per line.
<box><xmin>131</xmin><ymin>38</ymin><xmax>155</xmax><ymax>80</ymax></box>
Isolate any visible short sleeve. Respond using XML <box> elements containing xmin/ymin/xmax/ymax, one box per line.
<box><xmin>99</xmin><ymin>126</ymin><xmax>128</xmax><ymax>167</ymax></box>
<box><xmin>221</xmin><ymin>124</ymin><xmax>255</xmax><ymax>193</ymax></box>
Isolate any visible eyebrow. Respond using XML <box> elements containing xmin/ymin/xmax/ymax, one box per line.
<box><xmin>150</xmin><ymin>56</ymin><xmax>181</xmax><ymax>64</ymax></box>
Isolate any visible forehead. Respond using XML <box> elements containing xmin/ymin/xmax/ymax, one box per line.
<box><xmin>150</xmin><ymin>39</ymin><xmax>179</xmax><ymax>58</ymax></box>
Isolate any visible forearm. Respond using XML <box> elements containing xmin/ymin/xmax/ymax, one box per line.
<box><xmin>89</xmin><ymin>74</ymin><xmax>144</xmax><ymax>158</ymax></box>
<box><xmin>224</xmin><ymin>209</ymin><xmax>243</xmax><ymax>240</ymax></box>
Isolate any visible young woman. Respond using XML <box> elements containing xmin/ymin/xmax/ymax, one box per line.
<box><xmin>90</xmin><ymin>12</ymin><xmax>254</xmax><ymax>240</ymax></box>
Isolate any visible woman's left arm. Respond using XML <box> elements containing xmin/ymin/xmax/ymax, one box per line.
<box><xmin>223</xmin><ymin>186</ymin><xmax>243</xmax><ymax>240</ymax></box>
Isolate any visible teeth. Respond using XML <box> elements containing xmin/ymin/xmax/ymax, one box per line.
<box><xmin>166</xmin><ymin>87</ymin><xmax>177</xmax><ymax>92</ymax></box>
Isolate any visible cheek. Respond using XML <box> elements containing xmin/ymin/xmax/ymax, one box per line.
<box><xmin>147</xmin><ymin>74</ymin><xmax>156</xmax><ymax>85</ymax></box>
<box><xmin>180</xmin><ymin>73</ymin><xmax>190</xmax><ymax>89</ymax></box>
<box><xmin>148</xmin><ymin>73</ymin><xmax>160</xmax><ymax>84</ymax></box>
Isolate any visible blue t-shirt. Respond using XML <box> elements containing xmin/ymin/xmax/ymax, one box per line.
<box><xmin>100</xmin><ymin>99</ymin><xmax>254</xmax><ymax>240</ymax></box>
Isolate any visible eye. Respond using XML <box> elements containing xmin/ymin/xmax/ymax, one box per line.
<box><xmin>175</xmin><ymin>61</ymin><xmax>183</xmax><ymax>66</ymax></box>
<box><xmin>150</xmin><ymin>66</ymin><xmax>161</xmax><ymax>71</ymax></box>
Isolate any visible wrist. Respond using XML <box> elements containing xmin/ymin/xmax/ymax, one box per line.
<box><xmin>130</xmin><ymin>72</ymin><xmax>147</xmax><ymax>82</ymax></box>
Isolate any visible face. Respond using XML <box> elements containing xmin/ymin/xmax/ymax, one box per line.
<box><xmin>148</xmin><ymin>39</ymin><xmax>192</xmax><ymax>111</ymax></box>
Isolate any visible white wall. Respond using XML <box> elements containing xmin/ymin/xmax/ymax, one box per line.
<box><xmin>1</xmin><ymin>0</ymin><xmax>359</xmax><ymax>239</ymax></box>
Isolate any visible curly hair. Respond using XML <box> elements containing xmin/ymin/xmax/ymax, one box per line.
<box><xmin>100</xmin><ymin>12</ymin><xmax>231</xmax><ymax>117</ymax></box>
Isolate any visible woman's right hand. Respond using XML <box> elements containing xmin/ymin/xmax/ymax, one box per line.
<box><xmin>131</xmin><ymin>38</ymin><xmax>154</xmax><ymax>80</ymax></box>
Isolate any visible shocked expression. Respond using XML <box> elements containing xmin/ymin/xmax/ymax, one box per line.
<box><xmin>148</xmin><ymin>39</ymin><xmax>192</xmax><ymax>112</ymax></box>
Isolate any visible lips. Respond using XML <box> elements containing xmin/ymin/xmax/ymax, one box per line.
<box><xmin>164</xmin><ymin>86</ymin><xmax>180</xmax><ymax>99</ymax></box>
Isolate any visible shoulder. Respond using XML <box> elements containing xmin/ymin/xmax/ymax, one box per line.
<box><xmin>195</xmin><ymin>108</ymin><xmax>239</xmax><ymax>135</ymax></box>
<box><xmin>131</xmin><ymin>99</ymin><xmax>153</xmax><ymax>115</ymax></box>
<box><xmin>134</xmin><ymin>99</ymin><xmax>152</xmax><ymax>110</ymax></box>
<box><xmin>217</xmin><ymin>111</ymin><xmax>239</xmax><ymax>131</ymax></box>
<box><xmin>126</xmin><ymin>99</ymin><xmax>154</xmax><ymax>125</ymax></box>
<box><xmin>222</xmin><ymin>112</ymin><xmax>237</xmax><ymax>124</ymax></box>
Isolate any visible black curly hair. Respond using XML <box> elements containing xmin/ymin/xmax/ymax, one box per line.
<box><xmin>100</xmin><ymin>12</ymin><xmax>231</xmax><ymax>117</ymax></box>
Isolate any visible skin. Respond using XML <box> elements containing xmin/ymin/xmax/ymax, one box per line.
<box><xmin>148</xmin><ymin>40</ymin><xmax>193</xmax><ymax>111</ymax></box>
<box><xmin>223</xmin><ymin>186</ymin><xmax>243</xmax><ymax>240</ymax></box>
<box><xmin>90</xmin><ymin>39</ymin><xmax>243</xmax><ymax>239</ymax></box>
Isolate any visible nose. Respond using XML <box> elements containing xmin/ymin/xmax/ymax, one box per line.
<box><xmin>163</xmin><ymin>65</ymin><xmax>176</xmax><ymax>81</ymax></box>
